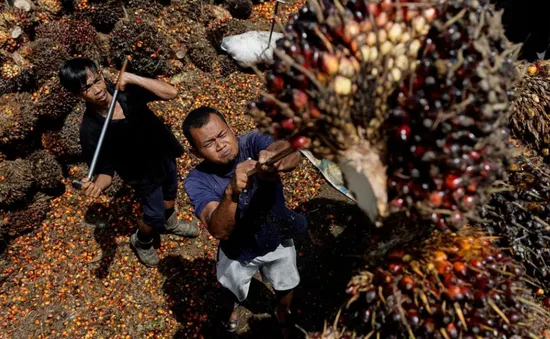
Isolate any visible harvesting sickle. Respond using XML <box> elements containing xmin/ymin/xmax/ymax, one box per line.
<box><xmin>71</xmin><ymin>58</ymin><xmax>129</xmax><ymax>191</ymax></box>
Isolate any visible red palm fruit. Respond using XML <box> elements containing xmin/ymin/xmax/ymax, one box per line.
<box><xmin>436</xmin><ymin>260</ymin><xmax>452</xmax><ymax>275</ymax></box>
<box><xmin>388</xmin><ymin>263</ymin><xmax>402</xmax><ymax>274</ymax></box>
<box><xmin>316</xmin><ymin>230</ymin><xmax>550</xmax><ymax>338</ymax></box>
<box><xmin>280</xmin><ymin>119</ymin><xmax>295</xmax><ymax>131</ymax></box>
<box><xmin>399</xmin><ymin>276</ymin><xmax>415</xmax><ymax>292</ymax></box>
<box><xmin>292</xmin><ymin>90</ymin><xmax>309</xmax><ymax>111</ymax></box>
<box><xmin>453</xmin><ymin>261</ymin><xmax>467</xmax><ymax>276</ymax></box>
<box><xmin>267</xmin><ymin>73</ymin><xmax>284</xmax><ymax>92</ymax></box>
<box><xmin>290</xmin><ymin>136</ymin><xmax>309</xmax><ymax>150</ymax></box>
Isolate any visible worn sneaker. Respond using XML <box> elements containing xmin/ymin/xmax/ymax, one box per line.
<box><xmin>130</xmin><ymin>232</ymin><xmax>160</xmax><ymax>267</ymax></box>
<box><xmin>164</xmin><ymin>211</ymin><xmax>200</xmax><ymax>238</ymax></box>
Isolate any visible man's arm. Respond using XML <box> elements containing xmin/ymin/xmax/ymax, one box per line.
<box><xmin>198</xmin><ymin>160</ymin><xmax>257</xmax><ymax>240</ymax></box>
<box><xmin>119</xmin><ymin>73</ymin><xmax>178</xmax><ymax>100</ymax></box>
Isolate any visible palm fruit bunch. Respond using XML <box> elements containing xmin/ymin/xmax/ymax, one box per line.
<box><xmin>78</xmin><ymin>0</ymin><xmax>124</xmax><ymax>33</ymax></box>
<box><xmin>0</xmin><ymin>158</ymin><xmax>35</xmax><ymax>207</ymax></box>
<box><xmin>1</xmin><ymin>192</ymin><xmax>52</xmax><ymax>237</ymax></box>
<box><xmin>123</xmin><ymin>0</ymin><xmax>167</xmax><ymax>17</ymax></box>
<box><xmin>225</xmin><ymin>0</ymin><xmax>253</xmax><ymax>20</ymax></box>
<box><xmin>308</xmin><ymin>229</ymin><xmax>550</xmax><ymax>338</ymax></box>
<box><xmin>20</xmin><ymin>39</ymin><xmax>70</xmax><ymax>83</ymax></box>
<box><xmin>28</xmin><ymin>150</ymin><xmax>63</xmax><ymax>192</ymax></box>
<box><xmin>41</xmin><ymin>102</ymin><xmax>84</xmax><ymax>160</ymax></box>
<box><xmin>248</xmin><ymin>0</ymin><xmax>519</xmax><ymax>230</ymax></box>
<box><xmin>510</xmin><ymin>61</ymin><xmax>550</xmax><ymax>159</ymax></box>
<box><xmin>36</xmin><ymin>0</ymin><xmax>64</xmax><ymax>15</ymax></box>
<box><xmin>110</xmin><ymin>19</ymin><xmax>172</xmax><ymax>77</ymax></box>
<box><xmin>189</xmin><ymin>39</ymin><xmax>218</xmax><ymax>73</ymax></box>
<box><xmin>35</xmin><ymin>19</ymin><xmax>100</xmax><ymax>61</ymax></box>
<box><xmin>480</xmin><ymin>150</ymin><xmax>550</xmax><ymax>291</ymax></box>
<box><xmin>33</xmin><ymin>77</ymin><xmax>79</xmax><ymax>120</ymax></box>
<box><xmin>219</xmin><ymin>54</ymin><xmax>240</xmax><ymax>77</ymax></box>
<box><xmin>0</xmin><ymin>7</ymin><xmax>36</xmax><ymax>38</ymax></box>
<box><xmin>0</xmin><ymin>93</ymin><xmax>38</xmax><ymax>147</ymax></box>
<box><xmin>0</xmin><ymin>58</ymin><xmax>35</xmax><ymax>95</ymax></box>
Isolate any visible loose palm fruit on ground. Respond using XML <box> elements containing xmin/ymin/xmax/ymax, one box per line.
<box><xmin>249</xmin><ymin>0</ymin><xmax>519</xmax><ymax>228</ymax></box>
<box><xmin>480</xmin><ymin>149</ymin><xmax>550</xmax><ymax>291</ymax></box>
<box><xmin>0</xmin><ymin>158</ymin><xmax>35</xmax><ymax>207</ymax></box>
<box><xmin>309</xmin><ymin>229</ymin><xmax>550</xmax><ymax>338</ymax></box>
<box><xmin>0</xmin><ymin>93</ymin><xmax>38</xmax><ymax>147</ymax></box>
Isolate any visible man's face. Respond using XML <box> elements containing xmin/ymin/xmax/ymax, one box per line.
<box><xmin>79</xmin><ymin>68</ymin><xmax>110</xmax><ymax>106</ymax></box>
<box><xmin>190</xmin><ymin>114</ymin><xmax>239</xmax><ymax>165</ymax></box>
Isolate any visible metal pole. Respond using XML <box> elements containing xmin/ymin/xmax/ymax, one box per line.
<box><xmin>73</xmin><ymin>59</ymin><xmax>129</xmax><ymax>190</ymax></box>
<box><xmin>267</xmin><ymin>0</ymin><xmax>285</xmax><ymax>47</ymax></box>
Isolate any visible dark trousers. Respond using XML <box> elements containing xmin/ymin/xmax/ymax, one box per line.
<box><xmin>135</xmin><ymin>159</ymin><xmax>178</xmax><ymax>230</ymax></box>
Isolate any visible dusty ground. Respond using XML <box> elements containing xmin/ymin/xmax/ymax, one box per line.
<box><xmin>0</xmin><ymin>163</ymin><xmax>370</xmax><ymax>338</ymax></box>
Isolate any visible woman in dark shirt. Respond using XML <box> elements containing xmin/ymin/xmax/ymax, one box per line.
<box><xmin>59</xmin><ymin>58</ymin><xmax>199</xmax><ymax>267</ymax></box>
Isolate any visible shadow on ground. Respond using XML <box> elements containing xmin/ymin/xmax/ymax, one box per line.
<box><xmin>84</xmin><ymin>186</ymin><xmax>138</xmax><ymax>279</ymax></box>
<box><xmin>164</xmin><ymin>185</ymin><xmax>372</xmax><ymax>338</ymax></box>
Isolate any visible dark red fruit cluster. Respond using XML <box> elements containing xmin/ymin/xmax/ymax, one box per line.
<box><xmin>250</xmin><ymin>0</ymin><xmax>436</xmax><ymax>158</ymax></box>
<box><xmin>382</xmin><ymin>1</ymin><xmax>517</xmax><ymax>231</ymax></box>
<box><xmin>481</xmin><ymin>152</ymin><xmax>550</xmax><ymax>291</ymax></box>
<box><xmin>249</xmin><ymin>0</ymin><xmax>518</xmax><ymax>231</ymax></box>
<box><xmin>310</xmin><ymin>231</ymin><xmax>550</xmax><ymax>338</ymax></box>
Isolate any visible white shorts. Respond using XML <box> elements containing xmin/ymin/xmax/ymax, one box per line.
<box><xmin>216</xmin><ymin>239</ymin><xmax>300</xmax><ymax>302</ymax></box>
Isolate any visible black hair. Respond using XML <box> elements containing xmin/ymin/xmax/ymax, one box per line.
<box><xmin>182</xmin><ymin>106</ymin><xmax>227</xmax><ymax>148</ymax></box>
<box><xmin>59</xmin><ymin>58</ymin><xmax>98</xmax><ymax>94</ymax></box>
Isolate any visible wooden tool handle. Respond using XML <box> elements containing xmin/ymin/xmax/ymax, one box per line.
<box><xmin>115</xmin><ymin>59</ymin><xmax>129</xmax><ymax>91</ymax></box>
<box><xmin>247</xmin><ymin>146</ymin><xmax>296</xmax><ymax>176</ymax></box>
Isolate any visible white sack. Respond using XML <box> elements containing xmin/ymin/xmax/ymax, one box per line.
<box><xmin>221</xmin><ymin>31</ymin><xmax>283</xmax><ymax>68</ymax></box>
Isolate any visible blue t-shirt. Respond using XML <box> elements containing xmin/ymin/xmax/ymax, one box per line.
<box><xmin>184</xmin><ymin>132</ymin><xmax>307</xmax><ymax>262</ymax></box>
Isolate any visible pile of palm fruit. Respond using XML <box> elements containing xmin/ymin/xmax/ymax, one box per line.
<box><xmin>248</xmin><ymin>0</ymin><xmax>550</xmax><ymax>337</ymax></box>
<box><xmin>0</xmin><ymin>0</ymin><xmax>269</xmax><ymax>246</ymax></box>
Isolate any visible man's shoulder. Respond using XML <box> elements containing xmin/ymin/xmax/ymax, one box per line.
<box><xmin>184</xmin><ymin>162</ymin><xmax>210</xmax><ymax>184</ymax></box>
<box><xmin>239</xmin><ymin>132</ymin><xmax>274</xmax><ymax>146</ymax></box>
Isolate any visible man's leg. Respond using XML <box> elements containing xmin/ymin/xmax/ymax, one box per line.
<box><xmin>275</xmin><ymin>289</ymin><xmax>294</xmax><ymax>338</ymax></box>
<box><xmin>260</xmin><ymin>240</ymin><xmax>300</xmax><ymax>339</ymax></box>
<box><xmin>162</xmin><ymin>159</ymin><xmax>199</xmax><ymax>237</ymax></box>
<box><xmin>216</xmin><ymin>248</ymin><xmax>259</xmax><ymax>332</ymax></box>
<box><xmin>130</xmin><ymin>187</ymin><xmax>165</xmax><ymax>267</ymax></box>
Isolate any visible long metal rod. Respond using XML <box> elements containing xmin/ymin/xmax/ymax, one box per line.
<box><xmin>73</xmin><ymin>59</ymin><xmax>129</xmax><ymax>190</ymax></box>
<box><xmin>267</xmin><ymin>0</ymin><xmax>283</xmax><ymax>47</ymax></box>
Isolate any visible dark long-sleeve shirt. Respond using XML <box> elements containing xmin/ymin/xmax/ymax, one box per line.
<box><xmin>79</xmin><ymin>83</ymin><xmax>184</xmax><ymax>196</ymax></box>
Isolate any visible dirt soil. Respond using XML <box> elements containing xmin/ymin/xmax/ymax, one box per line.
<box><xmin>0</xmin><ymin>173</ymin><xmax>370</xmax><ymax>339</ymax></box>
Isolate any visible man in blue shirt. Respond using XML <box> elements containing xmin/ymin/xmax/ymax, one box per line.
<box><xmin>182</xmin><ymin>106</ymin><xmax>307</xmax><ymax>337</ymax></box>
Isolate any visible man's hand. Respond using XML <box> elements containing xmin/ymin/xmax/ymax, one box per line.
<box><xmin>228</xmin><ymin>160</ymin><xmax>257</xmax><ymax>197</ymax></box>
<box><xmin>81</xmin><ymin>177</ymin><xmax>102</xmax><ymax>198</ymax></box>
<box><xmin>117</xmin><ymin>72</ymin><xmax>135</xmax><ymax>91</ymax></box>
<box><xmin>257</xmin><ymin>150</ymin><xmax>284</xmax><ymax>173</ymax></box>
